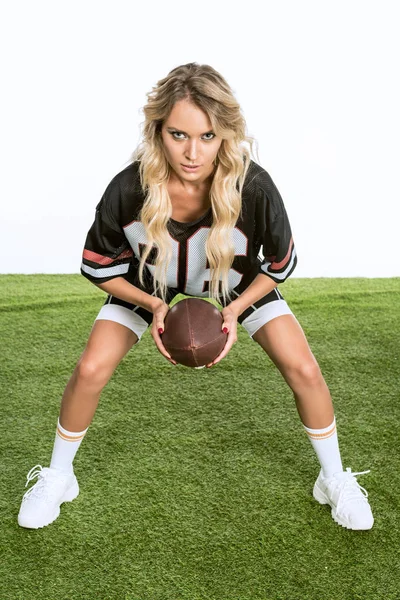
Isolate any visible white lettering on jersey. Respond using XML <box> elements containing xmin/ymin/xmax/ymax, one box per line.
<box><xmin>185</xmin><ymin>226</ymin><xmax>247</xmax><ymax>296</ymax></box>
<box><xmin>124</xmin><ymin>221</ymin><xmax>248</xmax><ymax>296</ymax></box>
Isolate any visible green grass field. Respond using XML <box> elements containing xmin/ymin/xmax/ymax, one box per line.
<box><xmin>1</xmin><ymin>275</ymin><xmax>399</xmax><ymax>600</ymax></box>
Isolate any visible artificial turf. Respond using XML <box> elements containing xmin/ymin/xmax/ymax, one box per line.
<box><xmin>1</xmin><ymin>275</ymin><xmax>399</xmax><ymax>600</ymax></box>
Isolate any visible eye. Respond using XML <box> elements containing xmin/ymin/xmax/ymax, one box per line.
<box><xmin>170</xmin><ymin>131</ymin><xmax>215</xmax><ymax>141</ymax></box>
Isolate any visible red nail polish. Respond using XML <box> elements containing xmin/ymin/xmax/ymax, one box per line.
<box><xmin>158</xmin><ymin>328</ymin><xmax>164</xmax><ymax>334</ymax></box>
<box><xmin>223</xmin><ymin>327</ymin><xmax>228</xmax><ymax>334</ymax></box>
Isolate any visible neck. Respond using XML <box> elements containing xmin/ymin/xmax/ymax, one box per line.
<box><xmin>169</xmin><ymin>164</ymin><xmax>216</xmax><ymax>194</ymax></box>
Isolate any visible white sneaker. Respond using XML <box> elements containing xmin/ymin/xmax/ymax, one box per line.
<box><xmin>18</xmin><ymin>464</ymin><xmax>79</xmax><ymax>529</ymax></box>
<box><xmin>313</xmin><ymin>467</ymin><xmax>374</xmax><ymax>530</ymax></box>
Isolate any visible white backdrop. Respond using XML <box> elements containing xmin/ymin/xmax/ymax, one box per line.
<box><xmin>1</xmin><ymin>0</ymin><xmax>399</xmax><ymax>277</ymax></box>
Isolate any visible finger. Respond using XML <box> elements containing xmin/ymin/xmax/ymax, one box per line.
<box><xmin>156</xmin><ymin>316</ymin><xmax>165</xmax><ymax>333</ymax></box>
<box><xmin>206</xmin><ymin>344</ymin><xmax>228</xmax><ymax>367</ymax></box>
<box><xmin>211</xmin><ymin>347</ymin><xmax>228</xmax><ymax>365</ymax></box>
<box><xmin>158</xmin><ymin>342</ymin><xmax>177</xmax><ymax>365</ymax></box>
<box><xmin>208</xmin><ymin>331</ymin><xmax>237</xmax><ymax>367</ymax></box>
<box><xmin>221</xmin><ymin>314</ymin><xmax>234</xmax><ymax>333</ymax></box>
<box><xmin>206</xmin><ymin>323</ymin><xmax>230</xmax><ymax>367</ymax></box>
<box><xmin>159</xmin><ymin>345</ymin><xmax>177</xmax><ymax>365</ymax></box>
<box><xmin>153</xmin><ymin>327</ymin><xmax>177</xmax><ymax>365</ymax></box>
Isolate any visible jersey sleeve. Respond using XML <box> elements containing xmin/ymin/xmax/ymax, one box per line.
<box><xmin>256</xmin><ymin>171</ymin><xmax>297</xmax><ymax>283</ymax></box>
<box><xmin>80</xmin><ymin>175</ymin><xmax>133</xmax><ymax>284</ymax></box>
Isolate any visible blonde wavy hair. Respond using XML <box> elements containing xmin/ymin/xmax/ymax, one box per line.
<box><xmin>127</xmin><ymin>62</ymin><xmax>259</xmax><ymax>306</ymax></box>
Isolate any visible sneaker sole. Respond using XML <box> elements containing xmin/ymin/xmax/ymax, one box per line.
<box><xmin>18</xmin><ymin>478</ymin><xmax>79</xmax><ymax>529</ymax></box>
<box><xmin>313</xmin><ymin>480</ymin><xmax>374</xmax><ymax>530</ymax></box>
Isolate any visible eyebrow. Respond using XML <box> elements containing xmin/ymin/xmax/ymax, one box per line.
<box><xmin>166</xmin><ymin>126</ymin><xmax>214</xmax><ymax>135</ymax></box>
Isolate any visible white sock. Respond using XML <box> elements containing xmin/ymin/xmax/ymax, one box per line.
<box><xmin>49</xmin><ymin>418</ymin><xmax>88</xmax><ymax>474</ymax></box>
<box><xmin>303</xmin><ymin>416</ymin><xmax>343</xmax><ymax>478</ymax></box>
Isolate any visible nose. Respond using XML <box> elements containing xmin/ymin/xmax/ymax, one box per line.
<box><xmin>184</xmin><ymin>139</ymin><xmax>199</xmax><ymax>162</ymax></box>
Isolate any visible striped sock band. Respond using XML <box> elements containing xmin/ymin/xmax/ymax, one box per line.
<box><xmin>303</xmin><ymin>416</ymin><xmax>343</xmax><ymax>478</ymax></box>
<box><xmin>49</xmin><ymin>419</ymin><xmax>89</xmax><ymax>474</ymax></box>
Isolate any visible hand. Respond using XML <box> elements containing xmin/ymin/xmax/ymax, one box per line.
<box><xmin>206</xmin><ymin>304</ymin><xmax>239</xmax><ymax>368</ymax></box>
<box><xmin>150</xmin><ymin>299</ymin><xmax>177</xmax><ymax>366</ymax></box>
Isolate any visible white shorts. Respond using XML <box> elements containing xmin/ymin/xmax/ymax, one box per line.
<box><xmin>95</xmin><ymin>287</ymin><xmax>294</xmax><ymax>343</ymax></box>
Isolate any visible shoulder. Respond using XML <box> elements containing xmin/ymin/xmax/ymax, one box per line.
<box><xmin>243</xmin><ymin>160</ymin><xmax>287</xmax><ymax>222</ymax></box>
<box><xmin>103</xmin><ymin>160</ymin><xmax>143</xmax><ymax>198</ymax></box>
<box><xmin>95</xmin><ymin>161</ymin><xmax>145</xmax><ymax>229</ymax></box>
<box><xmin>97</xmin><ymin>161</ymin><xmax>144</xmax><ymax>210</ymax></box>
<box><xmin>244</xmin><ymin>159</ymin><xmax>279</xmax><ymax>196</ymax></box>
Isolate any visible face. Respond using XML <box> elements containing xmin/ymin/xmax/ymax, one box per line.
<box><xmin>161</xmin><ymin>99</ymin><xmax>222</xmax><ymax>188</ymax></box>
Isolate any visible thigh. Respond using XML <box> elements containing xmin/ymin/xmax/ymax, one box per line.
<box><xmin>77</xmin><ymin>319</ymin><xmax>139</xmax><ymax>382</ymax></box>
<box><xmin>252</xmin><ymin>313</ymin><xmax>319</xmax><ymax>380</ymax></box>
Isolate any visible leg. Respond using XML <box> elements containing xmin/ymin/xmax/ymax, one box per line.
<box><xmin>59</xmin><ymin>319</ymin><xmax>139</xmax><ymax>431</ymax></box>
<box><xmin>249</xmin><ymin>309</ymin><xmax>373</xmax><ymax>530</ymax></box>
<box><xmin>18</xmin><ymin>317</ymin><xmax>141</xmax><ymax>530</ymax></box>
<box><xmin>51</xmin><ymin>300</ymin><xmax>152</xmax><ymax>474</ymax></box>
<box><xmin>18</xmin><ymin>296</ymin><xmax>153</xmax><ymax>529</ymax></box>
<box><xmin>252</xmin><ymin>314</ymin><xmax>334</xmax><ymax>429</ymax></box>
<box><xmin>59</xmin><ymin>295</ymin><xmax>153</xmax><ymax>431</ymax></box>
<box><xmin>241</xmin><ymin>295</ymin><xmax>343</xmax><ymax>477</ymax></box>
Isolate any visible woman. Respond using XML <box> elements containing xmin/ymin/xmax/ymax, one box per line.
<box><xmin>18</xmin><ymin>63</ymin><xmax>373</xmax><ymax>530</ymax></box>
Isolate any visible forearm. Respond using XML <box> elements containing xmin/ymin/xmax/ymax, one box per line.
<box><xmin>229</xmin><ymin>273</ymin><xmax>278</xmax><ymax>317</ymax></box>
<box><xmin>95</xmin><ymin>277</ymin><xmax>162</xmax><ymax>313</ymax></box>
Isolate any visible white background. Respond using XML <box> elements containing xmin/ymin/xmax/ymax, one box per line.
<box><xmin>1</xmin><ymin>0</ymin><xmax>399</xmax><ymax>277</ymax></box>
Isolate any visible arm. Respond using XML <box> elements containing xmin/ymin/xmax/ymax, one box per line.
<box><xmin>95</xmin><ymin>270</ymin><xmax>175</xmax><ymax>365</ymax></box>
<box><xmin>95</xmin><ymin>277</ymin><xmax>162</xmax><ymax>313</ymax></box>
<box><xmin>207</xmin><ymin>272</ymin><xmax>278</xmax><ymax>367</ymax></box>
<box><xmin>256</xmin><ymin>175</ymin><xmax>297</xmax><ymax>284</ymax></box>
<box><xmin>228</xmin><ymin>272</ymin><xmax>277</xmax><ymax>317</ymax></box>
<box><xmin>227</xmin><ymin>173</ymin><xmax>297</xmax><ymax>318</ymax></box>
<box><xmin>81</xmin><ymin>175</ymin><xmax>135</xmax><ymax>286</ymax></box>
<box><xmin>81</xmin><ymin>177</ymin><xmax>163</xmax><ymax>313</ymax></box>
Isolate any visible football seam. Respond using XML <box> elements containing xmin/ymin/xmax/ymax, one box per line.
<box><xmin>165</xmin><ymin>334</ymin><xmax>225</xmax><ymax>352</ymax></box>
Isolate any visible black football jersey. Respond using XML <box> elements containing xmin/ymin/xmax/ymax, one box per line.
<box><xmin>80</xmin><ymin>160</ymin><xmax>297</xmax><ymax>299</ymax></box>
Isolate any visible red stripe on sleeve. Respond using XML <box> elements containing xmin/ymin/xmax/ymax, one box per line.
<box><xmin>268</xmin><ymin>237</ymin><xmax>294</xmax><ymax>270</ymax></box>
<box><xmin>82</xmin><ymin>248</ymin><xmax>133</xmax><ymax>265</ymax></box>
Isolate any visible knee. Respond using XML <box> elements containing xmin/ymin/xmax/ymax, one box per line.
<box><xmin>75</xmin><ymin>357</ymin><xmax>112</xmax><ymax>389</ymax></box>
<box><xmin>285</xmin><ymin>359</ymin><xmax>323</xmax><ymax>388</ymax></box>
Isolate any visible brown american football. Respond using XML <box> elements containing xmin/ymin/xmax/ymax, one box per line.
<box><xmin>161</xmin><ymin>298</ymin><xmax>227</xmax><ymax>368</ymax></box>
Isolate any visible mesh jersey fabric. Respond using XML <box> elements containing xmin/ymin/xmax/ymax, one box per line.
<box><xmin>80</xmin><ymin>159</ymin><xmax>297</xmax><ymax>300</ymax></box>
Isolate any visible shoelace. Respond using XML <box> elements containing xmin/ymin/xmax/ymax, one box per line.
<box><xmin>22</xmin><ymin>464</ymin><xmax>64</xmax><ymax>502</ymax></box>
<box><xmin>335</xmin><ymin>468</ymin><xmax>371</xmax><ymax>514</ymax></box>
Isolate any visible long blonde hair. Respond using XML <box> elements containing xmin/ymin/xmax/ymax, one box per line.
<box><xmin>127</xmin><ymin>62</ymin><xmax>259</xmax><ymax>306</ymax></box>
